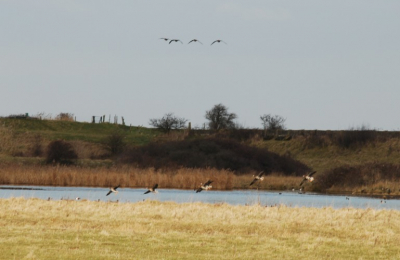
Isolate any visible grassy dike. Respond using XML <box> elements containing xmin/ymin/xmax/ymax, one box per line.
<box><xmin>1</xmin><ymin>198</ymin><xmax>400</xmax><ymax>259</ymax></box>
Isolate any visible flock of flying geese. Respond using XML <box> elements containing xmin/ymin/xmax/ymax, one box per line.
<box><xmin>102</xmin><ymin>171</ymin><xmax>316</xmax><ymax>198</ymax></box>
<box><xmin>160</xmin><ymin>38</ymin><xmax>227</xmax><ymax>45</ymax></box>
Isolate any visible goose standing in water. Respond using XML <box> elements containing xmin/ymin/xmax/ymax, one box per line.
<box><xmin>195</xmin><ymin>180</ymin><xmax>213</xmax><ymax>193</ymax></box>
<box><xmin>106</xmin><ymin>185</ymin><xmax>120</xmax><ymax>196</ymax></box>
<box><xmin>250</xmin><ymin>171</ymin><xmax>264</xmax><ymax>186</ymax></box>
<box><xmin>299</xmin><ymin>171</ymin><xmax>316</xmax><ymax>187</ymax></box>
<box><xmin>144</xmin><ymin>184</ymin><xmax>158</xmax><ymax>194</ymax></box>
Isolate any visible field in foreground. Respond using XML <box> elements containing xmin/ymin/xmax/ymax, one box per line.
<box><xmin>1</xmin><ymin>198</ymin><xmax>400</xmax><ymax>259</ymax></box>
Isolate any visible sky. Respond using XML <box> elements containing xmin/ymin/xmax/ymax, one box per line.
<box><xmin>1</xmin><ymin>1</ymin><xmax>400</xmax><ymax>130</ymax></box>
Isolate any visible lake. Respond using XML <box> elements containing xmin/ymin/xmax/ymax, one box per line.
<box><xmin>0</xmin><ymin>185</ymin><xmax>398</xmax><ymax>210</ymax></box>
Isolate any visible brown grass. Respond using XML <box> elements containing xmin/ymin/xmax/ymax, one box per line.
<box><xmin>1</xmin><ymin>198</ymin><xmax>400</xmax><ymax>259</ymax></box>
<box><xmin>0</xmin><ymin>164</ymin><xmax>302</xmax><ymax>191</ymax></box>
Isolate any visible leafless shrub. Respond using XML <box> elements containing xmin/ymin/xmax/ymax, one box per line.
<box><xmin>260</xmin><ymin>114</ymin><xmax>286</xmax><ymax>133</ymax></box>
<box><xmin>55</xmin><ymin>113</ymin><xmax>74</xmax><ymax>121</ymax></box>
<box><xmin>46</xmin><ymin>140</ymin><xmax>78</xmax><ymax>164</ymax></box>
<box><xmin>103</xmin><ymin>131</ymin><xmax>126</xmax><ymax>157</ymax></box>
<box><xmin>149</xmin><ymin>113</ymin><xmax>188</xmax><ymax>133</ymax></box>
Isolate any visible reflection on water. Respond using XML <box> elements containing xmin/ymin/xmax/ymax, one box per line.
<box><xmin>0</xmin><ymin>185</ymin><xmax>398</xmax><ymax>210</ymax></box>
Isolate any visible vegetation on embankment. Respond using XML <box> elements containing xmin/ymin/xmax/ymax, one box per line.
<box><xmin>0</xmin><ymin>164</ymin><xmax>301</xmax><ymax>191</ymax></box>
<box><xmin>119</xmin><ymin>137</ymin><xmax>310</xmax><ymax>175</ymax></box>
<box><xmin>2</xmin><ymin>118</ymin><xmax>400</xmax><ymax>194</ymax></box>
<box><xmin>0</xmin><ymin>118</ymin><xmax>160</xmax><ymax>158</ymax></box>
<box><xmin>1</xmin><ymin>198</ymin><xmax>400</xmax><ymax>259</ymax></box>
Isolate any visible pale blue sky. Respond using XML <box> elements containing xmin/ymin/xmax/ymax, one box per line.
<box><xmin>1</xmin><ymin>1</ymin><xmax>399</xmax><ymax>130</ymax></box>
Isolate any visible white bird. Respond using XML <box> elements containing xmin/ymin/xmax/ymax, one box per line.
<box><xmin>211</xmin><ymin>39</ymin><xmax>227</xmax><ymax>45</ymax></box>
<box><xmin>300</xmin><ymin>171</ymin><xmax>316</xmax><ymax>187</ymax></box>
<box><xmin>144</xmin><ymin>184</ymin><xmax>158</xmax><ymax>194</ymax></box>
<box><xmin>188</xmin><ymin>39</ymin><xmax>203</xmax><ymax>44</ymax></box>
<box><xmin>250</xmin><ymin>171</ymin><xmax>264</xmax><ymax>186</ymax></box>
<box><xmin>195</xmin><ymin>180</ymin><xmax>213</xmax><ymax>193</ymax></box>
<box><xmin>106</xmin><ymin>185</ymin><xmax>120</xmax><ymax>196</ymax></box>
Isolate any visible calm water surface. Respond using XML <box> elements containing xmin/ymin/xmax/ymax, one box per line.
<box><xmin>0</xmin><ymin>185</ymin><xmax>398</xmax><ymax>210</ymax></box>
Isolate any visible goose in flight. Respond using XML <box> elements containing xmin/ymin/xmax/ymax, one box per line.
<box><xmin>159</xmin><ymin>38</ymin><xmax>169</xmax><ymax>41</ymax></box>
<box><xmin>169</xmin><ymin>39</ymin><xmax>183</xmax><ymax>44</ymax></box>
<box><xmin>299</xmin><ymin>171</ymin><xmax>316</xmax><ymax>187</ymax></box>
<box><xmin>188</xmin><ymin>39</ymin><xmax>203</xmax><ymax>44</ymax></box>
<box><xmin>211</xmin><ymin>39</ymin><xmax>227</xmax><ymax>45</ymax></box>
<box><xmin>195</xmin><ymin>180</ymin><xmax>213</xmax><ymax>193</ymax></box>
<box><xmin>106</xmin><ymin>185</ymin><xmax>120</xmax><ymax>196</ymax></box>
<box><xmin>144</xmin><ymin>183</ymin><xmax>158</xmax><ymax>194</ymax></box>
<box><xmin>250</xmin><ymin>171</ymin><xmax>264</xmax><ymax>186</ymax></box>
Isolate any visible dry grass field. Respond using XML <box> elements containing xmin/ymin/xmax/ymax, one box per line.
<box><xmin>1</xmin><ymin>198</ymin><xmax>400</xmax><ymax>259</ymax></box>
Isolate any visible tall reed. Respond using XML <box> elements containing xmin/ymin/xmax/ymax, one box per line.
<box><xmin>0</xmin><ymin>164</ymin><xmax>306</xmax><ymax>191</ymax></box>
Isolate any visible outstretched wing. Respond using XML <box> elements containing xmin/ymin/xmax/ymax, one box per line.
<box><xmin>204</xmin><ymin>180</ymin><xmax>213</xmax><ymax>186</ymax></box>
<box><xmin>144</xmin><ymin>190</ymin><xmax>150</xmax><ymax>194</ymax></box>
<box><xmin>153</xmin><ymin>183</ymin><xmax>158</xmax><ymax>190</ymax></box>
<box><xmin>299</xmin><ymin>179</ymin><xmax>305</xmax><ymax>187</ymax></box>
<box><xmin>308</xmin><ymin>171</ymin><xmax>316</xmax><ymax>177</ymax></box>
<box><xmin>114</xmin><ymin>185</ymin><xmax>120</xmax><ymax>190</ymax></box>
<box><xmin>106</xmin><ymin>190</ymin><xmax>112</xmax><ymax>196</ymax></box>
<box><xmin>249</xmin><ymin>179</ymin><xmax>257</xmax><ymax>186</ymax></box>
<box><xmin>211</xmin><ymin>40</ymin><xmax>217</xmax><ymax>45</ymax></box>
<box><xmin>196</xmin><ymin>187</ymin><xmax>203</xmax><ymax>193</ymax></box>
<box><xmin>188</xmin><ymin>40</ymin><xmax>194</xmax><ymax>44</ymax></box>
<box><xmin>258</xmin><ymin>171</ymin><xmax>264</xmax><ymax>177</ymax></box>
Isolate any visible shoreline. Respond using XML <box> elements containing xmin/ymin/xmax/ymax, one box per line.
<box><xmin>1</xmin><ymin>184</ymin><xmax>398</xmax><ymax>200</ymax></box>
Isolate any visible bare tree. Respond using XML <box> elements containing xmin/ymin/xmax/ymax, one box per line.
<box><xmin>103</xmin><ymin>131</ymin><xmax>126</xmax><ymax>156</ymax></box>
<box><xmin>260</xmin><ymin>114</ymin><xmax>286</xmax><ymax>133</ymax></box>
<box><xmin>149</xmin><ymin>113</ymin><xmax>188</xmax><ymax>133</ymax></box>
<box><xmin>205</xmin><ymin>104</ymin><xmax>237</xmax><ymax>131</ymax></box>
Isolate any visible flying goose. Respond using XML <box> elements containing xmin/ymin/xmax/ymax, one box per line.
<box><xmin>299</xmin><ymin>171</ymin><xmax>316</xmax><ymax>187</ymax></box>
<box><xmin>106</xmin><ymin>185</ymin><xmax>120</xmax><ymax>196</ymax></box>
<box><xmin>160</xmin><ymin>38</ymin><xmax>169</xmax><ymax>41</ymax></box>
<box><xmin>169</xmin><ymin>39</ymin><xmax>183</xmax><ymax>44</ymax></box>
<box><xmin>211</xmin><ymin>39</ymin><xmax>227</xmax><ymax>45</ymax></box>
<box><xmin>250</xmin><ymin>171</ymin><xmax>264</xmax><ymax>186</ymax></box>
<box><xmin>144</xmin><ymin>183</ymin><xmax>158</xmax><ymax>194</ymax></box>
<box><xmin>195</xmin><ymin>180</ymin><xmax>213</xmax><ymax>193</ymax></box>
<box><xmin>188</xmin><ymin>39</ymin><xmax>203</xmax><ymax>44</ymax></box>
